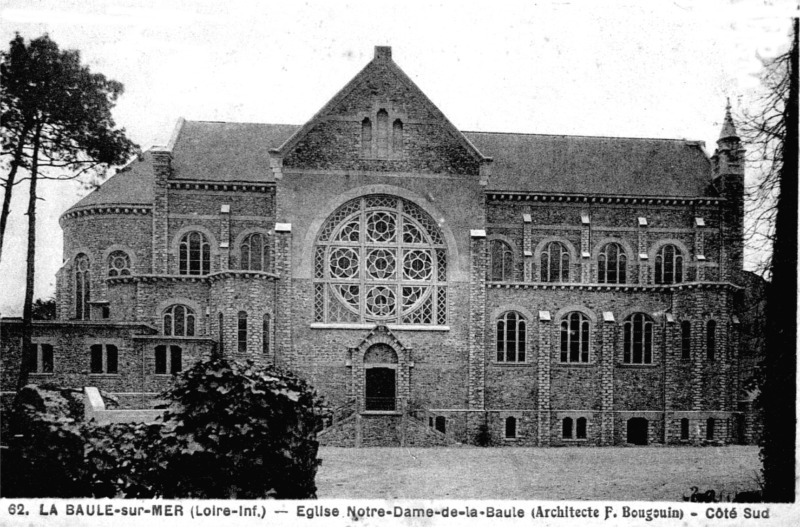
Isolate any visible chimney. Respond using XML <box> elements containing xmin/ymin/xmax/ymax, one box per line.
<box><xmin>374</xmin><ymin>46</ymin><xmax>392</xmax><ymax>61</ymax></box>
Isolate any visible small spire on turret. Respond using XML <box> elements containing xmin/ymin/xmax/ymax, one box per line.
<box><xmin>718</xmin><ymin>98</ymin><xmax>739</xmax><ymax>142</ymax></box>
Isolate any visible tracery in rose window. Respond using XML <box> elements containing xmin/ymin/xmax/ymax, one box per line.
<box><xmin>313</xmin><ymin>194</ymin><xmax>447</xmax><ymax>325</ymax></box>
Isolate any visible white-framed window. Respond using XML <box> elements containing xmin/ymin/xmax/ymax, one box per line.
<box><xmin>560</xmin><ymin>312</ymin><xmax>590</xmax><ymax>363</ymax></box>
<box><xmin>496</xmin><ymin>311</ymin><xmax>526</xmax><ymax>362</ymax></box>
<box><xmin>597</xmin><ymin>242</ymin><xmax>627</xmax><ymax>284</ymax></box>
<box><xmin>623</xmin><ymin>313</ymin><xmax>654</xmax><ymax>364</ymax></box>
<box><xmin>654</xmin><ymin>244</ymin><xmax>684</xmax><ymax>284</ymax></box>
<box><xmin>178</xmin><ymin>231</ymin><xmax>210</xmax><ymax>275</ymax></box>
<box><xmin>163</xmin><ymin>305</ymin><xmax>196</xmax><ymax>337</ymax></box>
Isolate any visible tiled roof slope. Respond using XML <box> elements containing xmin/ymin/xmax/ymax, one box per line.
<box><xmin>170</xmin><ymin>121</ymin><xmax>300</xmax><ymax>181</ymax></box>
<box><xmin>65</xmin><ymin>121</ymin><xmax>715</xmax><ymax>214</ymax></box>
<box><xmin>464</xmin><ymin>131</ymin><xmax>712</xmax><ymax>197</ymax></box>
<box><xmin>68</xmin><ymin>150</ymin><xmax>156</xmax><ymax>211</ymax></box>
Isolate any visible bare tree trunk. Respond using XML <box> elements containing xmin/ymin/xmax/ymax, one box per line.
<box><xmin>762</xmin><ymin>17</ymin><xmax>798</xmax><ymax>503</ymax></box>
<box><xmin>0</xmin><ymin>123</ymin><xmax>31</xmax><ymax>263</ymax></box>
<box><xmin>17</xmin><ymin>123</ymin><xmax>41</xmax><ymax>391</ymax></box>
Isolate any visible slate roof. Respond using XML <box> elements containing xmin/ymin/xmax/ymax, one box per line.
<box><xmin>65</xmin><ymin>120</ymin><xmax>714</xmax><ymax>215</ymax></box>
<box><xmin>464</xmin><ymin>131</ymin><xmax>713</xmax><ymax>197</ymax></box>
<box><xmin>68</xmin><ymin>150</ymin><xmax>156</xmax><ymax>211</ymax></box>
<box><xmin>170</xmin><ymin>121</ymin><xmax>299</xmax><ymax>181</ymax></box>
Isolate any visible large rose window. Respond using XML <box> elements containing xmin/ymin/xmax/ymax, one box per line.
<box><xmin>313</xmin><ymin>194</ymin><xmax>447</xmax><ymax>325</ymax></box>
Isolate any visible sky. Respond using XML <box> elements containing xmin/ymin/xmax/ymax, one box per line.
<box><xmin>0</xmin><ymin>0</ymin><xmax>796</xmax><ymax>316</ymax></box>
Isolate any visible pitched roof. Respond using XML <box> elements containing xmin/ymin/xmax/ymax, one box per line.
<box><xmin>171</xmin><ymin>121</ymin><xmax>299</xmax><ymax>181</ymax></box>
<box><xmin>464</xmin><ymin>131</ymin><xmax>712</xmax><ymax>197</ymax></box>
<box><xmin>67</xmin><ymin>150</ymin><xmax>156</xmax><ymax>212</ymax></box>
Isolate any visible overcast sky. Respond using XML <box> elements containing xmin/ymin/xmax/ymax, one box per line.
<box><xmin>0</xmin><ymin>0</ymin><xmax>795</xmax><ymax>316</ymax></box>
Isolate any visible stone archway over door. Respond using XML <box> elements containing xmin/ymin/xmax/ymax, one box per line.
<box><xmin>364</xmin><ymin>343</ymin><xmax>398</xmax><ymax>411</ymax></box>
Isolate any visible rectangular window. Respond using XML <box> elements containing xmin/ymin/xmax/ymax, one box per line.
<box><xmin>262</xmin><ymin>314</ymin><xmax>271</xmax><ymax>354</ymax></box>
<box><xmin>90</xmin><ymin>344</ymin><xmax>103</xmax><ymax>373</ymax></box>
<box><xmin>155</xmin><ymin>345</ymin><xmax>167</xmax><ymax>374</ymax></box>
<box><xmin>90</xmin><ymin>344</ymin><xmax>118</xmax><ymax>374</ymax></box>
<box><xmin>238</xmin><ymin>312</ymin><xmax>248</xmax><ymax>353</ymax></box>
<box><xmin>170</xmin><ymin>345</ymin><xmax>182</xmax><ymax>374</ymax></box>
<box><xmin>27</xmin><ymin>343</ymin><xmax>55</xmax><ymax>374</ymax></box>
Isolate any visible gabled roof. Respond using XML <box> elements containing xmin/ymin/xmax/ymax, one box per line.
<box><xmin>465</xmin><ymin>132</ymin><xmax>712</xmax><ymax>197</ymax></box>
<box><xmin>170</xmin><ymin>121</ymin><xmax>299</xmax><ymax>181</ymax></box>
<box><xmin>66</xmin><ymin>150</ymin><xmax>156</xmax><ymax>212</ymax></box>
<box><xmin>273</xmin><ymin>46</ymin><xmax>489</xmax><ymax>165</ymax></box>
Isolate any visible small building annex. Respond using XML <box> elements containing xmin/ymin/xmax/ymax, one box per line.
<box><xmin>0</xmin><ymin>46</ymin><xmax>762</xmax><ymax>447</ymax></box>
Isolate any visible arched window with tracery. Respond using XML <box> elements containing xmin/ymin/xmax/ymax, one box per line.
<box><xmin>540</xmin><ymin>241</ymin><xmax>570</xmax><ymax>282</ymax></box>
<box><xmin>107</xmin><ymin>251</ymin><xmax>131</xmax><ymax>277</ymax></box>
<box><xmin>179</xmin><ymin>231</ymin><xmax>210</xmax><ymax>275</ymax></box>
<box><xmin>496</xmin><ymin>311</ymin><xmax>526</xmax><ymax>363</ymax></box>
<box><xmin>560</xmin><ymin>312</ymin><xmax>590</xmax><ymax>363</ymax></box>
<box><xmin>313</xmin><ymin>195</ymin><xmax>447</xmax><ymax>325</ymax></box>
<box><xmin>655</xmin><ymin>244</ymin><xmax>683</xmax><ymax>284</ymax></box>
<box><xmin>75</xmin><ymin>253</ymin><xmax>91</xmax><ymax>320</ymax></box>
<box><xmin>163</xmin><ymin>305</ymin><xmax>196</xmax><ymax>337</ymax></box>
<box><xmin>623</xmin><ymin>313</ymin><xmax>654</xmax><ymax>364</ymax></box>
<box><xmin>597</xmin><ymin>242</ymin><xmax>627</xmax><ymax>284</ymax></box>
<box><xmin>490</xmin><ymin>240</ymin><xmax>514</xmax><ymax>281</ymax></box>
<box><xmin>240</xmin><ymin>232</ymin><xmax>269</xmax><ymax>271</ymax></box>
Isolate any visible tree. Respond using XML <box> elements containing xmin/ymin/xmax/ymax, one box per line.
<box><xmin>31</xmin><ymin>298</ymin><xmax>56</xmax><ymax>320</ymax></box>
<box><xmin>0</xmin><ymin>34</ymin><xmax>137</xmax><ymax>389</ymax></box>
<box><xmin>742</xmin><ymin>19</ymin><xmax>798</xmax><ymax>503</ymax></box>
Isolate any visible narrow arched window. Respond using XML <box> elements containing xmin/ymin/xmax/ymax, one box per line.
<box><xmin>240</xmin><ymin>232</ymin><xmax>269</xmax><ymax>271</ymax></box>
<box><xmin>598</xmin><ymin>242</ymin><xmax>627</xmax><ymax>284</ymax></box>
<box><xmin>496</xmin><ymin>311</ymin><xmax>526</xmax><ymax>362</ymax></box>
<box><xmin>361</xmin><ymin>118</ymin><xmax>372</xmax><ymax>156</ymax></box>
<box><xmin>392</xmin><ymin>119</ymin><xmax>403</xmax><ymax>153</ymax></box>
<box><xmin>107</xmin><ymin>250</ymin><xmax>131</xmax><ymax>277</ymax></box>
<box><xmin>218</xmin><ymin>312</ymin><xmax>224</xmax><ymax>354</ymax></box>
<box><xmin>562</xmin><ymin>417</ymin><xmax>573</xmax><ymax>439</ymax></box>
<box><xmin>262</xmin><ymin>313</ymin><xmax>271</xmax><ymax>354</ymax></box>
<box><xmin>623</xmin><ymin>313</ymin><xmax>654</xmax><ymax>364</ymax></box>
<box><xmin>681</xmin><ymin>321</ymin><xmax>691</xmax><ymax>360</ymax></box>
<box><xmin>706</xmin><ymin>418</ymin><xmax>715</xmax><ymax>440</ymax></box>
<box><xmin>376</xmin><ymin>109</ymin><xmax>389</xmax><ymax>157</ymax></box>
<box><xmin>706</xmin><ymin>320</ymin><xmax>716</xmax><ymax>361</ymax></box>
<box><xmin>655</xmin><ymin>244</ymin><xmax>683</xmax><ymax>284</ymax></box>
<box><xmin>681</xmin><ymin>418</ymin><xmax>690</xmax><ymax>440</ymax></box>
<box><xmin>490</xmin><ymin>240</ymin><xmax>514</xmax><ymax>281</ymax></box>
<box><xmin>163</xmin><ymin>305</ymin><xmax>196</xmax><ymax>337</ymax></box>
<box><xmin>540</xmin><ymin>241</ymin><xmax>570</xmax><ymax>282</ymax></box>
<box><xmin>179</xmin><ymin>231</ymin><xmax>210</xmax><ymax>275</ymax></box>
<box><xmin>505</xmin><ymin>416</ymin><xmax>517</xmax><ymax>439</ymax></box>
<box><xmin>560</xmin><ymin>312</ymin><xmax>590</xmax><ymax>363</ymax></box>
<box><xmin>238</xmin><ymin>311</ymin><xmax>248</xmax><ymax>353</ymax></box>
<box><xmin>576</xmin><ymin>417</ymin><xmax>587</xmax><ymax>439</ymax></box>
<box><xmin>74</xmin><ymin>253</ymin><xmax>91</xmax><ymax>320</ymax></box>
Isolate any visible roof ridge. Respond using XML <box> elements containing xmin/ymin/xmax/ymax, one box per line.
<box><xmin>462</xmin><ymin>130</ymin><xmax>702</xmax><ymax>143</ymax></box>
<box><xmin>183</xmin><ymin>119</ymin><xmax>301</xmax><ymax>126</ymax></box>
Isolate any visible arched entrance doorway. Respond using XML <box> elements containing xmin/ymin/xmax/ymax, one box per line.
<box><xmin>364</xmin><ymin>343</ymin><xmax>398</xmax><ymax>411</ymax></box>
<box><xmin>627</xmin><ymin>417</ymin><xmax>649</xmax><ymax>445</ymax></box>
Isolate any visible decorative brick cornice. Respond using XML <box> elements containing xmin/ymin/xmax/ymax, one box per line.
<box><xmin>167</xmin><ymin>181</ymin><xmax>273</xmax><ymax>193</ymax></box>
<box><xmin>486</xmin><ymin>192</ymin><xmax>723</xmax><ymax>206</ymax></box>
<box><xmin>486</xmin><ymin>281</ymin><xmax>743</xmax><ymax>292</ymax></box>
<box><xmin>60</xmin><ymin>205</ymin><xmax>152</xmax><ymax>224</ymax></box>
<box><xmin>107</xmin><ymin>270</ymin><xmax>279</xmax><ymax>285</ymax></box>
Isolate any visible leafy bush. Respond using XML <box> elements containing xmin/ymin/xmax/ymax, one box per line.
<box><xmin>2</xmin><ymin>358</ymin><xmax>326</xmax><ymax>499</ymax></box>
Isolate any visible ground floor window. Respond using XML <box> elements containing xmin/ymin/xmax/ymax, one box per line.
<box><xmin>435</xmin><ymin>416</ymin><xmax>446</xmax><ymax>434</ymax></box>
<box><xmin>90</xmin><ymin>344</ymin><xmax>118</xmax><ymax>374</ymax></box>
<box><xmin>627</xmin><ymin>417</ymin><xmax>648</xmax><ymax>445</ymax></box>
<box><xmin>27</xmin><ymin>343</ymin><xmax>54</xmax><ymax>374</ymax></box>
<box><xmin>155</xmin><ymin>345</ymin><xmax>183</xmax><ymax>374</ymax></box>
<box><xmin>505</xmin><ymin>416</ymin><xmax>517</xmax><ymax>439</ymax></box>
<box><xmin>706</xmin><ymin>418</ymin><xmax>715</xmax><ymax>440</ymax></box>
<box><xmin>562</xmin><ymin>417</ymin><xmax>588</xmax><ymax>440</ymax></box>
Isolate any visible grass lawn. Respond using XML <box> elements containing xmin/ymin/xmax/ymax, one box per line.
<box><xmin>316</xmin><ymin>445</ymin><xmax>761</xmax><ymax>501</ymax></box>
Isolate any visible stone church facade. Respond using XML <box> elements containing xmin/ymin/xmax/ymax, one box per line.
<box><xmin>0</xmin><ymin>46</ymin><xmax>762</xmax><ymax>447</ymax></box>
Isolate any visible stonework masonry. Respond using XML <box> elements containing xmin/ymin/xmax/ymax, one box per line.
<box><xmin>0</xmin><ymin>46</ymin><xmax>763</xmax><ymax>447</ymax></box>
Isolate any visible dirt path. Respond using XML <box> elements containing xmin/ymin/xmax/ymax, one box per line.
<box><xmin>316</xmin><ymin>446</ymin><xmax>761</xmax><ymax>501</ymax></box>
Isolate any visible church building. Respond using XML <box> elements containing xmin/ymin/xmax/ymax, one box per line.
<box><xmin>0</xmin><ymin>46</ymin><xmax>762</xmax><ymax>447</ymax></box>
